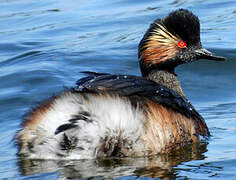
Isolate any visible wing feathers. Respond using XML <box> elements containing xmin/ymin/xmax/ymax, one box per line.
<box><xmin>74</xmin><ymin>73</ymin><xmax>205</xmax><ymax>127</ymax></box>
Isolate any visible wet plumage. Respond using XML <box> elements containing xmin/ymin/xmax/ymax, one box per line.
<box><xmin>16</xmin><ymin>9</ymin><xmax>225</xmax><ymax>159</ymax></box>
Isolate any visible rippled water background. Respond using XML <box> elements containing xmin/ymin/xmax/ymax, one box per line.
<box><xmin>1</xmin><ymin>0</ymin><xmax>236</xmax><ymax>179</ymax></box>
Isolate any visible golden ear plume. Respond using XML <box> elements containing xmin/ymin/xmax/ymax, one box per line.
<box><xmin>140</xmin><ymin>23</ymin><xmax>181</xmax><ymax>65</ymax></box>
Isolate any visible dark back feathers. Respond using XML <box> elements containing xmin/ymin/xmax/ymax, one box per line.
<box><xmin>74</xmin><ymin>72</ymin><xmax>206</xmax><ymax>128</ymax></box>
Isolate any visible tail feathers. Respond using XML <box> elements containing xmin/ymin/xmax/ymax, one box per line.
<box><xmin>16</xmin><ymin>91</ymin><xmax>144</xmax><ymax>159</ymax></box>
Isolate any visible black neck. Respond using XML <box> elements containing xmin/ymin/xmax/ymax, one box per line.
<box><xmin>142</xmin><ymin>66</ymin><xmax>185</xmax><ymax>98</ymax></box>
<box><xmin>140</xmin><ymin>60</ymin><xmax>177</xmax><ymax>76</ymax></box>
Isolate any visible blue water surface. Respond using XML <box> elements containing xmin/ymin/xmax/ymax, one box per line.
<box><xmin>1</xmin><ymin>0</ymin><xmax>236</xmax><ymax>179</ymax></box>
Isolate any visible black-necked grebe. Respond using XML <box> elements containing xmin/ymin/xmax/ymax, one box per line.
<box><xmin>16</xmin><ymin>9</ymin><xmax>225</xmax><ymax>159</ymax></box>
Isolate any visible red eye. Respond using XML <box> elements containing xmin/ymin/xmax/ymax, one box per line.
<box><xmin>177</xmin><ymin>41</ymin><xmax>187</xmax><ymax>48</ymax></box>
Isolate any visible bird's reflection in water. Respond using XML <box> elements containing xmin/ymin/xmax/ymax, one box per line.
<box><xmin>18</xmin><ymin>142</ymin><xmax>208</xmax><ymax>179</ymax></box>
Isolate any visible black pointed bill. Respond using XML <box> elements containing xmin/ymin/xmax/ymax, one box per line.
<box><xmin>194</xmin><ymin>48</ymin><xmax>225</xmax><ymax>61</ymax></box>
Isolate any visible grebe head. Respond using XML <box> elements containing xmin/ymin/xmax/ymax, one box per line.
<box><xmin>138</xmin><ymin>9</ymin><xmax>225</xmax><ymax>76</ymax></box>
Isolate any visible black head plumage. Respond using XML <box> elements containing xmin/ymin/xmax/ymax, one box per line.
<box><xmin>138</xmin><ymin>9</ymin><xmax>225</xmax><ymax>76</ymax></box>
<box><xmin>162</xmin><ymin>9</ymin><xmax>200</xmax><ymax>46</ymax></box>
